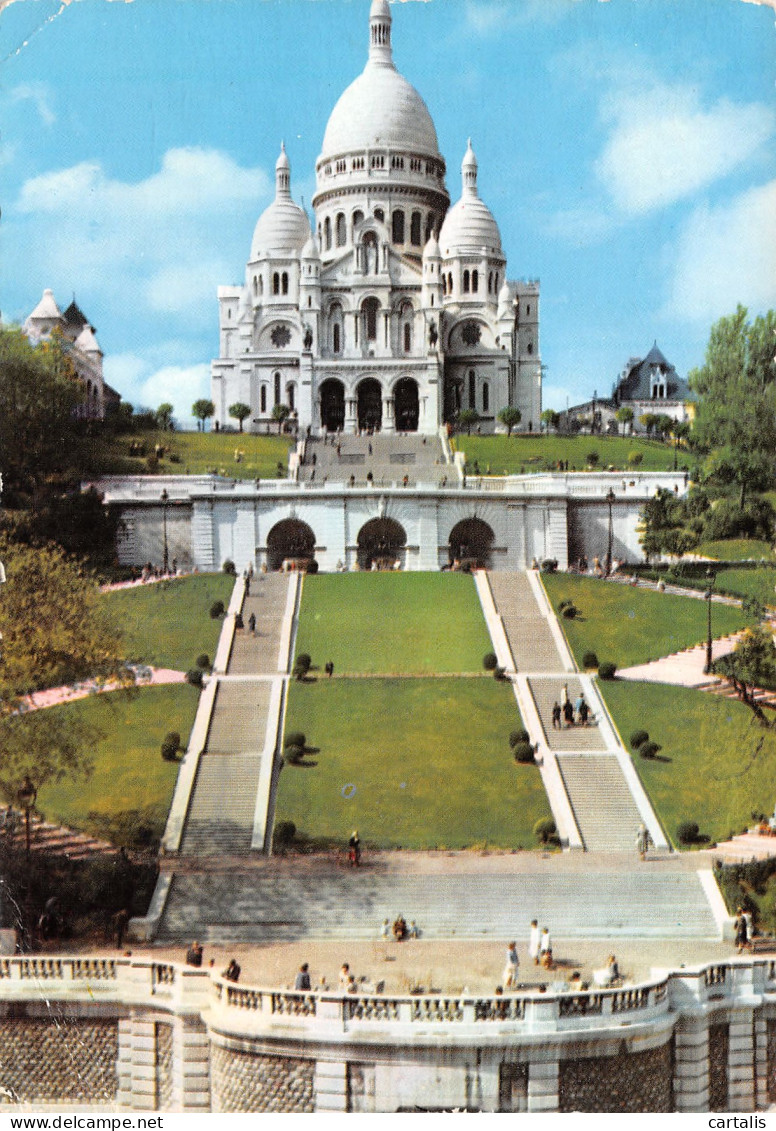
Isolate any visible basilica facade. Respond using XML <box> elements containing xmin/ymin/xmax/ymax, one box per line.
<box><xmin>211</xmin><ymin>0</ymin><xmax>541</xmax><ymax>436</ymax></box>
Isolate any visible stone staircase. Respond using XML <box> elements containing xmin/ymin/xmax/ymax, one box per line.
<box><xmin>487</xmin><ymin>573</ymin><xmax>564</xmax><ymax>672</ymax></box>
<box><xmin>227</xmin><ymin>573</ymin><xmax>289</xmax><ymax>675</ymax></box>
<box><xmin>298</xmin><ymin>434</ymin><xmax>449</xmax><ymax>486</ymax></box>
<box><xmin>527</xmin><ymin>676</ymin><xmax>607</xmax><ymax>752</ymax></box>
<box><xmin>201</xmin><ymin>682</ymin><xmax>272</xmax><ymax>754</ymax></box>
<box><xmin>156</xmin><ymin>862</ymin><xmax>719</xmax><ymax>942</ymax></box>
<box><xmin>557</xmin><ymin>756</ymin><xmax>645</xmax><ymax>852</ymax></box>
<box><xmin>1</xmin><ymin>814</ymin><xmax>117</xmax><ymax>861</ymax></box>
<box><xmin>177</xmin><ymin>753</ymin><xmax>262</xmax><ymax>856</ymax></box>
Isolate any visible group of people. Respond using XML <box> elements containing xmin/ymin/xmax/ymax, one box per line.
<box><xmin>552</xmin><ymin>686</ymin><xmax>590</xmax><ymax>729</ymax></box>
<box><xmin>185</xmin><ymin>941</ymin><xmax>241</xmax><ymax>982</ymax></box>
<box><xmin>735</xmin><ymin>907</ymin><xmax>754</xmax><ymax>953</ymax></box>
<box><xmin>382</xmin><ymin>915</ymin><xmax>419</xmax><ymax>942</ymax></box>
<box><xmin>500</xmin><ymin>921</ymin><xmax>554</xmax><ymax>989</ymax></box>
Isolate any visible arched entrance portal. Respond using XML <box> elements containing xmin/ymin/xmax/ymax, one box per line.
<box><xmin>394</xmin><ymin>378</ymin><xmax>419</xmax><ymax>432</ymax></box>
<box><xmin>320</xmin><ymin>379</ymin><xmax>345</xmax><ymax>432</ymax></box>
<box><xmin>357</xmin><ymin>378</ymin><xmax>382</xmax><ymax>432</ymax></box>
<box><xmin>448</xmin><ymin>518</ymin><xmax>495</xmax><ymax>569</ymax></box>
<box><xmin>357</xmin><ymin>517</ymin><xmax>407</xmax><ymax>571</ymax></box>
<box><xmin>266</xmin><ymin>519</ymin><xmax>316</xmax><ymax>571</ymax></box>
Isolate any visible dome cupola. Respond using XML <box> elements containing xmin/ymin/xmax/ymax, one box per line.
<box><xmin>439</xmin><ymin>141</ymin><xmax>503</xmax><ymax>258</ymax></box>
<box><xmin>250</xmin><ymin>143</ymin><xmax>311</xmax><ymax>259</ymax></box>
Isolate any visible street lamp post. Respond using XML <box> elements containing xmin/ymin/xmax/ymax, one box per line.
<box><xmin>704</xmin><ymin>568</ymin><xmax>715</xmax><ymax>675</ymax></box>
<box><xmin>605</xmin><ymin>488</ymin><xmax>616</xmax><ymax>576</ymax></box>
<box><xmin>17</xmin><ymin>775</ymin><xmax>36</xmax><ymax>950</ymax></box>
<box><xmin>161</xmin><ymin>489</ymin><xmax>169</xmax><ymax>575</ymax></box>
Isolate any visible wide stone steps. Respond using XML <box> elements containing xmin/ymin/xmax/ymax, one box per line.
<box><xmin>1</xmin><ymin>814</ymin><xmax>117</xmax><ymax>861</ymax></box>
<box><xmin>298</xmin><ymin>435</ymin><xmax>449</xmax><ymax>485</ymax></box>
<box><xmin>204</xmin><ymin>682</ymin><xmax>272</xmax><ymax>754</ymax></box>
<box><xmin>528</xmin><ymin>677</ymin><xmax>607</xmax><ymax>751</ymax></box>
<box><xmin>557</xmin><ymin>756</ymin><xmax>645</xmax><ymax>852</ymax></box>
<box><xmin>178</xmin><ymin>753</ymin><xmax>262</xmax><ymax>855</ymax></box>
<box><xmin>488</xmin><ymin>574</ymin><xmax>564</xmax><ymax>672</ymax></box>
<box><xmin>156</xmin><ymin>867</ymin><xmax>718</xmax><ymax>942</ymax></box>
<box><xmin>227</xmin><ymin>593</ymin><xmax>286</xmax><ymax>675</ymax></box>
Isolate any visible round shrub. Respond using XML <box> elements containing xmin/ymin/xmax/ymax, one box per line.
<box><xmin>483</xmin><ymin>652</ymin><xmax>498</xmax><ymax>672</ymax></box>
<box><xmin>222</xmin><ymin>559</ymin><xmax>237</xmax><ymax>576</ymax></box>
<box><xmin>284</xmin><ymin>744</ymin><xmax>305</xmax><ymax>764</ymax></box>
<box><xmin>558</xmin><ymin>599</ymin><xmax>571</xmax><ymax>611</ymax></box>
<box><xmin>639</xmin><ymin>741</ymin><xmax>661</xmax><ymax>760</ymax></box>
<box><xmin>586</xmin><ymin>451</ymin><xmax>600</xmax><ymax>467</ymax></box>
<box><xmin>296</xmin><ymin>653</ymin><xmax>312</xmax><ymax>673</ymax></box>
<box><xmin>513</xmin><ymin>741</ymin><xmax>535</xmax><ymax>764</ymax></box>
<box><xmin>562</xmin><ymin>605</ymin><xmax>578</xmax><ymax>619</ymax></box>
<box><xmin>534</xmin><ymin>817</ymin><xmax>557</xmax><ymax>845</ymax></box>
<box><xmin>493</xmin><ymin>665</ymin><xmax>508</xmax><ymax>681</ymax></box>
<box><xmin>186</xmin><ymin>668</ymin><xmax>204</xmax><ymax>688</ymax></box>
<box><xmin>285</xmin><ymin>732</ymin><xmax>307</xmax><ymax>750</ymax></box>
<box><xmin>161</xmin><ymin>732</ymin><xmax>181</xmax><ymax>761</ymax></box>
<box><xmin>677</xmin><ymin>820</ymin><xmax>700</xmax><ymax>845</ymax></box>
<box><xmin>195</xmin><ymin>653</ymin><xmax>211</xmax><ymax>671</ymax></box>
<box><xmin>509</xmin><ymin>728</ymin><xmax>530</xmax><ymax>748</ymax></box>
<box><xmin>209</xmin><ymin>600</ymin><xmax>225</xmax><ymax>619</ymax></box>
<box><xmin>274</xmin><ymin>820</ymin><xmax>296</xmax><ymax>846</ymax></box>
<box><xmin>630</xmin><ymin>730</ymin><xmax>650</xmax><ymax>750</ymax></box>
<box><xmin>582</xmin><ymin>652</ymin><xmax>599</xmax><ymax>669</ymax></box>
<box><xmin>541</xmin><ymin>559</ymin><xmax>558</xmax><ymax>573</ymax></box>
<box><xmin>598</xmin><ymin>661</ymin><xmax>617</xmax><ymax>680</ymax></box>
<box><xmin>306</xmin><ymin>560</ymin><xmax>319</xmax><ymax>574</ymax></box>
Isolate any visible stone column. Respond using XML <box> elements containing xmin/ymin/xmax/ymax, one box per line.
<box><xmin>314</xmin><ymin>1059</ymin><xmax>348</xmax><ymax>1112</ymax></box>
<box><xmin>345</xmin><ymin>397</ymin><xmax>358</xmax><ymax>434</ymax></box>
<box><xmin>727</xmin><ymin>1007</ymin><xmax>756</xmax><ymax>1111</ymax></box>
<box><xmin>755</xmin><ymin>1015</ymin><xmax>769</xmax><ymax>1110</ymax></box>
<box><xmin>526</xmin><ymin>1056</ymin><xmax>559</xmax><ymax>1113</ymax></box>
<box><xmin>173</xmin><ymin>1018</ymin><xmax>211</xmax><ymax>1112</ymax></box>
<box><xmin>117</xmin><ymin>1015</ymin><xmax>157</xmax><ymax>1111</ymax></box>
<box><xmin>382</xmin><ymin>396</ymin><xmax>395</xmax><ymax>434</ymax></box>
<box><xmin>673</xmin><ymin>1018</ymin><xmax>710</xmax><ymax>1112</ymax></box>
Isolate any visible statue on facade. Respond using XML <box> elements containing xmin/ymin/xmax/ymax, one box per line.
<box><xmin>303</xmin><ymin>324</ymin><xmax>313</xmax><ymax>351</ymax></box>
<box><xmin>428</xmin><ymin>319</ymin><xmax>438</xmax><ymax>349</ymax></box>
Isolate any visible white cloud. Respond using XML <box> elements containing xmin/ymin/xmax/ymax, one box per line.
<box><xmin>464</xmin><ymin>0</ymin><xmax>573</xmax><ymax>34</ymax></box>
<box><xmin>596</xmin><ymin>84</ymin><xmax>775</xmax><ymax>214</ymax></box>
<box><xmin>104</xmin><ymin>352</ymin><xmax>210</xmax><ymax>424</ymax></box>
<box><xmin>666</xmin><ymin>179</ymin><xmax>776</xmax><ymax>322</ymax></box>
<box><xmin>543</xmin><ymin>206</ymin><xmax>619</xmax><ymax>247</ymax></box>
<box><xmin>10</xmin><ymin>82</ymin><xmax>55</xmax><ymax>126</ymax></box>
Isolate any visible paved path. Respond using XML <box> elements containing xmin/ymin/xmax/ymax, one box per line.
<box><xmin>297</xmin><ymin>433</ymin><xmax>449</xmax><ymax>486</ymax></box>
<box><xmin>20</xmin><ymin>667</ymin><xmax>185</xmax><ymax>712</ymax></box>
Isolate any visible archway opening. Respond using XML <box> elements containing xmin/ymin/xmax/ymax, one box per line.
<box><xmin>320</xmin><ymin>379</ymin><xmax>345</xmax><ymax>433</ymax></box>
<box><xmin>267</xmin><ymin>519</ymin><xmax>316</xmax><ymax>572</ymax></box>
<box><xmin>394</xmin><ymin>377</ymin><xmax>419</xmax><ymax>433</ymax></box>
<box><xmin>357</xmin><ymin>517</ymin><xmax>407</xmax><ymax>571</ymax></box>
<box><xmin>357</xmin><ymin>378</ymin><xmax>382</xmax><ymax>433</ymax></box>
<box><xmin>448</xmin><ymin>517</ymin><xmax>495</xmax><ymax>570</ymax></box>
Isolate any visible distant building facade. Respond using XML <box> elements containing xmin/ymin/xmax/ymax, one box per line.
<box><xmin>211</xmin><ymin>0</ymin><xmax>541</xmax><ymax>436</ymax></box>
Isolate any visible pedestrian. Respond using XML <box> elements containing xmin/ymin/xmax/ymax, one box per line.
<box><xmin>186</xmin><ymin>940</ymin><xmax>203</xmax><ymax>967</ymax></box>
<box><xmin>636</xmin><ymin>824</ymin><xmax>652</xmax><ymax>861</ymax></box>
<box><xmin>735</xmin><ymin>908</ymin><xmax>749</xmax><ymax>954</ymax></box>
<box><xmin>368</xmin><ymin>442</ymin><xmax>372</xmax><ymax>456</ymax></box>
<box><xmin>563</xmin><ymin>699</ymin><xmax>574</xmax><ymax>728</ymax></box>
<box><xmin>561</xmin><ymin>683</ymin><xmax>569</xmax><ymax>709</ymax></box>
<box><xmin>502</xmin><ymin>941</ymin><xmax>519</xmax><ymax>989</ymax></box>
<box><xmin>380</xmin><ymin>918</ymin><xmax>390</xmax><ymax>939</ymax></box>
<box><xmin>327</xmin><ymin>659</ymin><xmax>334</xmax><ymax>678</ymax></box>
<box><xmin>294</xmin><ymin>963</ymin><xmax>312</xmax><ymax>991</ymax></box>
<box><xmin>575</xmin><ymin>694</ymin><xmax>584</xmax><ymax>719</ymax></box>
<box><xmin>113</xmin><ymin>908</ymin><xmax>129</xmax><ymax>948</ymax></box>
<box><xmin>578</xmin><ymin>698</ymin><xmax>589</xmax><ymax>726</ymax></box>
<box><xmin>551</xmin><ymin>702</ymin><xmax>561</xmax><ymax>730</ymax></box>
<box><xmin>222</xmin><ymin>958</ymin><xmax>241</xmax><ymax>983</ymax></box>
<box><xmin>248</xmin><ymin>612</ymin><xmax>256</xmax><ymax>634</ymax></box>
<box><xmin>338</xmin><ymin>963</ymin><xmax>350</xmax><ymax>989</ymax></box>
<box><xmin>528</xmin><ymin>919</ymin><xmax>541</xmax><ymax>965</ymax></box>
<box><xmin>540</xmin><ymin>927</ymin><xmax>553</xmax><ymax>969</ymax></box>
<box><xmin>348</xmin><ymin>829</ymin><xmax>361</xmax><ymax>866</ymax></box>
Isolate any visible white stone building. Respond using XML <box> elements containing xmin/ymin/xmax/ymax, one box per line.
<box><xmin>211</xmin><ymin>0</ymin><xmax>541</xmax><ymax>436</ymax></box>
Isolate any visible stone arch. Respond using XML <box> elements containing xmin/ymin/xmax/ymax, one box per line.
<box><xmin>320</xmin><ymin>378</ymin><xmax>345</xmax><ymax>432</ymax></box>
<box><xmin>357</xmin><ymin>517</ymin><xmax>407</xmax><ymax>570</ymax></box>
<box><xmin>448</xmin><ymin>517</ymin><xmax>495</xmax><ymax>569</ymax></box>
<box><xmin>394</xmin><ymin>377</ymin><xmax>419</xmax><ymax>432</ymax></box>
<box><xmin>266</xmin><ymin>518</ymin><xmax>316</xmax><ymax>572</ymax></box>
<box><xmin>357</xmin><ymin>377</ymin><xmax>383</xmax><ymax>432</ymax></box>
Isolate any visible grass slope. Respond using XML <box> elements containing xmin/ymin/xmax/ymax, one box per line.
<box><xmin>452</xmin><ymin>434</ymin><xmax>679</xmax><ymax>475</ymax></box>
<box><xmin>600</xmin><ymin>680</ymin><xmax>776</xmax><ymax>846</ymax></box>
<box><xmin>277</xmin><ymin>678</ymin><xmax>550</xmax><ymax>850</ymax></box>
<box><xmin>74</xmin><ymin>430</ymin><xmax>292</xmax><ymax>480</ymax></box>
<box><xmin>294</xmin><ymin>572</ymin><xmax>493</xmax><ymax>673</ymax></box>
<box><xmin>694</xmin><ymin>540</ymin><xmax>776</xmax><ymax>563</ymax></box>
<box><xmin>36</xmin><ymin>684</ymin><xmax>199</xmax><ymax>842</ymax></box>
<box><xmin>104</xmin><ymin>573</ymin><xmax>234</xmax><ymax>669</ymax></box>
<box><xmin>542</xmin><ymin>573</ymin><xmax>750</xmax><ymax>668</ymax></box>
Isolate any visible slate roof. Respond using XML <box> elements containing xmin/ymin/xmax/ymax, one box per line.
<box><xmin>613</xmin><ymin>342</ymin><xmax>696</xmax><ymax>405</ymax></box>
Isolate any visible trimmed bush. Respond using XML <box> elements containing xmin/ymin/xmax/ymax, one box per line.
<box><xmin>222</xmin><ymin>559</ymin><xmax>237</xmax><ymax>576</ymax></box>
<box><xmin>628</xmin><ymin>450</ymin><xmax>644</xmax><ymax>468</ymax></box>
<box><xmin>562</xmin><ymin>604</ymin><xmax>578</xmax><ymax>619</ymax></box>
<box><xmin>274</xmin><ymin>820</ymin><xmax>296</xmax><ymax>846</ymax></box>
<box><xmin>493</xmin><ymin>665</ymin><xmax>508</xmax><ymax>680</ymax></box>
<box><xmin>195</xmin><ymin>653</ymin><xmax>211</xmax><ymax>671</ymax></box>
<box><xmin>284</xmin><ymin>744</ymin><xmax>305</xmax><ymax>764</ymax></box>
<box><xmin>483</xmin><ymin>652</ymin><xmax>498</xmax><ymax>672</ymax></box>
<box><xmin>513</xmin><ymin>741</ymin><xmax>535</xmax><ymax>764</ymax></box>
<box><xmin>509</xmin><ymin>728</ymin><xmax>530</xmax><ymax>748</ymax></box>
<box><xmin>185</xmin><ymin>668</ymin><xmax>204</xmax><ymax>688</ymax></box>
<box><xmin>585</xmin><ymin>451</ymin><xmax>600</xmax><ymax>467</ymax></box>
<box><xmin>541</xmin><ymin>559</ymin><xmax>558</xmax><ymax>573</ymax></box>
<box><xmin>639</xmin><ymin>741</ymin><xmax>661</xmax><ymax>760</ymax></box>
<box><xmin>285</xmin><ymin>732</ymin><xmax>307</xmax><ymax>750</ymax></box>
<box><xmin>677</xmin><ymin>820</ymin><xmax>700</xmax><ymax>845</ymax></box>
<box><xmin>296</xmin><ymin>653</ymin><xmax>312</xmax><ymax>673</ymax></box>
<box><xmin>598</xmin><ymin>661</ymin><xmax>617</xmax><ymax>680</ymax></box>
<box><xmin>630</xmin><ymin>730</ymin><xmax>650</xmax><ymax>750</ymax></box>
<box><xmin>209</xmin><ymin>600</ymin><xmax>225</xmax><ymax>619</ymax></box>
<box><xmin>558</xmin><ymin>599</ymin><xmax>571</xmax><ymax>611</ymax></box>
<box><xmin>306</xmin><ymin>560</ymin><xmax>319</xmax><ymax>574</ymax></box>
<box><xmin>534</xmin><ymin>817</ymin><xmax>557</xmax><ymax>845</ymax></box>
<box><xmin>161</xmin><ymin>732</ymin><xmax>181</xmax><ymax>762</ymax></box>
<box><xmin>582</xmin><ymin>651</ymin><xmax>599</xmax><ymax>669</ymax></box>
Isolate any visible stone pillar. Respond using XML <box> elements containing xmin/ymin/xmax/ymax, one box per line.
<box><xmin>728</xmin><ymin>1007</ymin><xmax>755</xmax><ymax>1111</ymax></box>
<box><xmin>117</xmin><ymin>1015</ymin><xmax>157</xmax><ymax>1111</ymax></box>
<box><xmin>314</xmin><ymin>1059</ymin><xmax>348</xmax><ymax>1112</ymax></box>
<box><xmin>673</xmin><ymin>1018</ymin><xmax>710</xmax><ymax>1112</ymax></box>
<box><xmin>345</xmin><ymin>397</ymin><xmax>358</xmax><ymax>434</ymax></box>
<box><xmin>173</xmin><ymin>1018</ymin><xmax>211</xmax><ymax>1112</ymax></box>
<box><xmin>527</xmin><ymin>1056</ymin><xmax>559</xmax><ymax>1113</ymax></box>
<box><xmin>755</xmin><ymin>1016</ymin><xmax>769</xmax><ymax>1110</ymax></box>
<box><xmin>382</xmin><ymin>396</ymin><xmax>395</xmax><ymax>433</ymax></box>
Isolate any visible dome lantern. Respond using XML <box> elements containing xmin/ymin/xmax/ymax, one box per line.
<box><xmin>369</xmin><ymin>0</ymin><xmax>393</xmax><ymax>69</ymax></box>
<box><xmin>462</xmin><ymin>139</ymin><xmax>478</xmax><ymax>197</ymax></box>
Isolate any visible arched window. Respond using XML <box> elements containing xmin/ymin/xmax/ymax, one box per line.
<box><xmin>287</xmin><ymin>383</ymin><xmax>295</xmax><ymax>411</ymax></box>
<box><xmin>274</xmin><ymin>372</ymin><xmax>281</xmax><ymax>406</ymax></box>
<box><xmin>448</xmin><ymin>273</ymin><xmax>453</xmax><ymax>293</ymax></box>
<box><xmin>352</xmin><ymin>209</ymin><xmax>364</xmax><ymax>234</ymax></box>
<box><xmin>330</xmin><ymin>302</ymin><xmax>343</xmax><ymax>354</ymax></box>
<box><xmin>494</xmin><ymin>273</ymin><xmax>499</xmax><ymax>292</ymax></box>
<box><xmin>482</xmin><ymin>381</ymin><xmax>489</xmax><ymax>413</ymax></box>
<box><xmin>468</xmin><ymin>370</ymin><xmax>476</xmax><ymax>410</ymax></box>
<box><xmin>324</xmin><ymin>217</ymin><xmax>332</xmax><ymax>250</ymax></box>
<box><xmin>527</xmin><ymin>342</ymin><xmax>533</xmax><ymax>355</ymax></box>
<box><xmin>526</xmin><ymin>304</ymin><xmax>531</xmax><ymax>316</ymax></box>
<box><xmin>260</xmin><ymin>385</ymin><xmax>267</xmax><ymax>414</ymax></box>
<box><xmin>404</xmin><ymin>322</ymin><xmax>412</xmax><ymax>353</ymax></box>
<box><xmin>363</xmin><ymin>297</ymin><xmax>379</xmax><ymax>342</ymax></box>
<box><xmin>281</xmin><ymin>272</ymin><xmax>289</xmax><ymax>295</ymax></box>
<box><xmin>410</xmin><ymin>211</ymin><xmax>421</xmax><ymax>246</ymax></box>
<box><xmin>425</xmin><ymin>213</ymin><xmax>435</xmax><ymax>242</ymax></box>
<box><xmin>488</xmin><ymin>271</ymin><xmax>493</xmax><ymax>294</ymax></box>
<box><xmin>336</xmin><ymin>213</ymin><xmax>346</xmax><ymax>247</ymax></box>
<box><xmin>463</xmin><ymin>270</ymin><xmax>470</xmax><ymax>294</ymax></box>
<box><xmin>253</xmin><ymin>276</ymin><xmax>258</xmax><ymax>296</ymax></box>
<box><xmin>333</xmin><ymin>324</ymin><xmax>341</xmax><ymax>354</ymax></box>
<box><xmin>272</xmin><ymin>273</ymin><xmax>280</xmax><ymax>295</ymax></box>
<box><xmin>374</xmin><ymin>207</ymin><xmax>385</xmax><ymax>223</ymax></box>
<box><xmin>472</xmin><ymin>269</ymin><xmax>479</xmax><ymax>293</ymax></box>
<box><xmin>442</xmin><ymin>275</ymin><xmax>447</xmax><ymax>296</ymax></box>
<box><xmin>392</xmin><ymin>210</ymin><xmax>405</xmax><ymax>244</ymax></box>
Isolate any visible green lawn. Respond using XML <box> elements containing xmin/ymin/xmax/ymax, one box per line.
<box><xmin>74</xmin><ymin>430</ymin><xmax>292</xmax><ymax>480</ymax></box>
<box><xmin>694</xmin><ymin>539</ymin><xmax>776</xmax><ymax>562</ymax></box>
<box><xmin>277</xmin><ymin>678</ymin><xmax>550</xmax><ymax>849</ymax></box>
<box><xmin>104</xmin><ymin>573</ymin><xmax>234</xmax><ymax>669</ymax></box>
<box><xmin>713</xmin><ymin>568</ymin><xmax>776</xmax><ymax>610</ymax></box>
<box><xmin>542</xmin><ymin>572</ymin><xmax>751</xmax><ymax>668</ymax></box>
<box><xmin>451</xmin><ymin>434</ymin><xmax>679</xmax><ymax>475</ymax></box>
<box><xmin>599</xmin><ymin>680</ymin><xmax>776</xmax><ymax>847</ymax></box>
<box><xmin>36</xmin><ymin>685</ymin><xmax>199</xmax><ymax>843</ymax></box>
<box><xmin>294</xmin><ymin>572</ymin><xmax>493</xmax><ymax>673</ymax></box>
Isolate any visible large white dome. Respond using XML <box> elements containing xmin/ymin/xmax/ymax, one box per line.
<box><xmin>321</xmin><ymin>62</ymin><xmax>441</xmax><ymax>159</ymax></box>
<box><xmin>439</xmin><ymin>141</ymin><xmax>502</xmax><ymax>256</ymax></box>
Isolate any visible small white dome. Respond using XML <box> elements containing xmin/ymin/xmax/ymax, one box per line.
<box><xmin>301</xmin><ymin>235</ymin><xmax>321</xmax><ymax>260</ymax></box>
<box><xmin>439</xmin><ymin>142</ymin><xmax>502</xmax><ymax>257</ymax></box>
<box><xmin>251</xmin><ymin>145</ymin><xmax>311</xmax><ymax>258</ymax></box>
<box><xmin>498</xmin><ymin>280</ymin><xmax>512</xmax><ymax>304</ymax></box>
<box><xmin>423</xmin><ymin>232</ymin><xmax>441</xmax><ymax>259</ymax></box>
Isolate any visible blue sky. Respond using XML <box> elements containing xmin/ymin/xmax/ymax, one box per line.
<box><xmin>2</xmin><ymin>0</ymin><xmax>774</xmax><ymax>426</ymax></box>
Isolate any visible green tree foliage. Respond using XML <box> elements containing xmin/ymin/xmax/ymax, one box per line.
<box><xmin>715</xmin><ymin>626</ymin><xmax>776</xmax><ymax>727</ymax></box>
<box><xmin>497</xmin><ymin>406</ymin><xmax>522</xmax><ymax>436</ymax></box>
<box><xmin>541</xmin><ymin>408</ymin><xmax>559</xmax><ymax>433</ymax></box>
<box><xmin>192</xmin><ymin>399</ymin><xmax>215</xmax><ymax>431</ymax></box>
<box><xmin>615</xmin><ymin>406</ymin><xmax>634</xmax><ymax>436</ymax></box>
<box><xmin>154</xmin><ymin>403</ymin><xmax>174</xmax><ymax>431</ymax></box>
<box><xmin>229</xmin><ymin>402</ymin><xmax>251</xmax><ymax>432</ymax></box>
<box><xmin>690</xmin><ymin>306</ymin><xmax>776</xmax><ymax>505</ymax></box>
<box><xmin>458</xmin><ymin>409</ymin><xmax>479</xmax><ymax>435</ymax></box>
<box><xmin>272</xmin><ymin>403</ymin><xmax>291</xmax><ymax>433</ymax></box>
<box><xmin>9</xmin><ymin>487</ymin><xmax>122</xmax><ymax>569</ymax></box>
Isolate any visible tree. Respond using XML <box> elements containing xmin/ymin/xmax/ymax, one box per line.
<box><xmin>654</xmin><ymin>414</ymin><xmax>674</xmax><ymax>441</ymax></box>
<box><xmin>155</xmin><ymin>403</ymin><xmax>174</xmax><ymax>431</ymax></box>
<box><xmin>541</xmin><ymin>408</ymin><xmax>559</xmax><ymax>433</ymax></box>
<box><xmin>615</xmin><ymin>406</ymin><xmax>634</xmax><ymax>437</ymax></box>
<box><xmin>497</xmin><ymin>406</ymin><xmax>522</xmax><ymax>436</ymax></box>
<box><xmin>640</xmin><ymin>412</ymin><xmax>659</xmax><ymax>436</ymax></box>
<box><xmin>272</xmin><ymin>403</ymin><xmax>290</xmax><ymax>434</ymax></box>
<box><xmin>192</xmin><ymin>399</ymin><xmax>215</xmax><ymax>432</ymax></box>
<box><xmin>229</xmin><ymin>402</ymin><xmax>251</xmax><ymax>433</ymax></box>
<box><xmin>458</xmin><ymin>409</ymin><xmax>479</xmax><ymax>435</ymax></box>
<box><xmin>714</xmin><ymin>626</ymin><xmax>776</xmax><ymax>727</ymax></box>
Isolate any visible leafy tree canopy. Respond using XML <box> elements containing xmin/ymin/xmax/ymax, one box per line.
<box><xmin>498</xmin><ymin>406</ymin><xmax>522</xmax><ymax>435</ymax></box>
<box><xmin>715</xmin><ymin>625</ymin><xmax>776</xmax><ymax>727</ymax></box>
<box><xmin>192</xmin><ymin>399</ymin><xmax>215</xmax><ymax>431</ymax></box>
<box><xmin>229</xmin><ymin>402</ymin><xmax>252</xmax><ymax>432</ymax></box>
